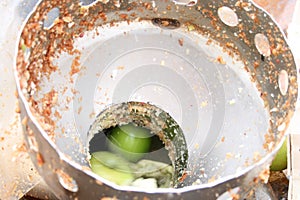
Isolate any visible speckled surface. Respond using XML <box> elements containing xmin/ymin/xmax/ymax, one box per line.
<box><xmin>252</xmin><ymin>1</ymin><xmax>300</xmax><ymax>199</ymax></box>
<box><xmin>2</xmin><ymin>0</ymin><xmax>299</xmax><ymax>199</ymax></box>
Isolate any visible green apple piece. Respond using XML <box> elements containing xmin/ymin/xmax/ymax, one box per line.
<box><xmin>270</xmin><ymin>138</ymin><xmax>287</xmax><ymax>171</ymax></box>
<box><xmin>131</xmin><ymin>178</ymin><xmax>158</xmax><ymax>189</ymax></box>
<box><xmin>133</xmin><ymin>159</ymin><xmax>173</xmax><ymax>188</ymax></box>
<box><xmin>92</xmin><ymin>151</ymin><xmax>132</xmax><ymax>172</ymax></box>
<box><xmin>107</xmin><ymin>124</ymin><xmax>152</xmax><ymax>162</ymax></box>
<box><xmin>90</xmin><ymin>155</ymin><xmax>134</xmax><ymax>186</ymax></box>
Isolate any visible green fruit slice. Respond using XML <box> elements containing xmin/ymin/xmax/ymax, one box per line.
<box><xmin>92</xmin><ymin>151</ymin><xmax>132</xmax><ymax>172</ymax></box>
<box><xmin>90</xmin><ymin>154</ymin><xmax>134</xmax><ymax>186</ymax></box>
<box><xmin>270</xmin><ymin>138</ymin><xmax>287</xmax><ymax>171</ymax></box>
<box><xmin>108</xmin><ymin>124</ymin><xmax>151</xmax><ymax>162</ymax></box>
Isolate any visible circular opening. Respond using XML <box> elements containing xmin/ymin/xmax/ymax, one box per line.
<box><xmin>87</xmin><ymin>102</ymin><xmax>188</xmax><ymax>188</ymax></box>
<box><xmin>56</xmin><ymin>169</ymin><xmax>79</xmax><ymax>193</ymax></box>
<box><xmin>217</xmin><ymin>6</ymin><xmax>239</xmax><ymax>27</ymax></box>
<box><xmin>278</xmin><ymin>70</ymin><xmax>289</xmax><ymax>96</ymax></box>
<box><xmin>254</xmin><ymin>33</ymin><xmax>271</xmax><ymax>57</ymax></box>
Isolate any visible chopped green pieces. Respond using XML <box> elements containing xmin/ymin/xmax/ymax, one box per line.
<box><xmin>133</xmin><ymin>159</ymin><xmax>173</xmax><ymax>188</ymax></box>
<box><xmin>90</xmin><ymin>154</ymin><xmax>134</xmax><ymax>186</ymax></box>
<box><xmin>89</xmin><ymin>151</ymin><xmax>174</xmax><ymax>188</ymax></box>
<box><xmin>92</xmin><ymin>151</ymin><xmax>132</xmax><ymax>172</ymax></box>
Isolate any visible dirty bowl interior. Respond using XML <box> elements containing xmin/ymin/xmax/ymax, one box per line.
<box><xmin>15</xmin><ymin>0</ymin><xmax>297</xmax><ymax>199</ymax></box>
